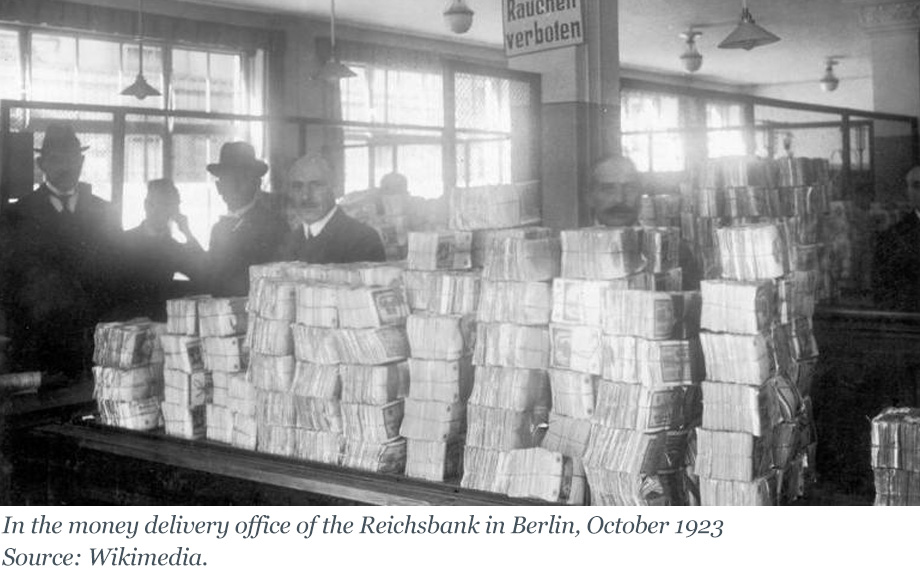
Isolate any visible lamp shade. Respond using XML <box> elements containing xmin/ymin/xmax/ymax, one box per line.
<box><xmin>444</xmin><ymin>0</ymin><xmax>474</xmax><ymax>34</ymax></box>
<box><xmin>319</xmin><ymin>59</ymin><xmax>357</xmax><ymax>82</ymax></box>
<box><xmin>718</xmin><ymin>7</ymin><xmax>780</xmax><ymax>50</ymax></box>
<box><xmin>121</xmin><ymin>73</ymin><xmax>161</xmax><ymax>100</ymax></box>
<box><xmin>819</xmin><ymin>61</ymin><xmax>839</xmax><ymax>92</ymax></box>
<box><xmin>680</xmin><ymin>30</ymin><xmax>703</xmax><ymax>73</ymax></box>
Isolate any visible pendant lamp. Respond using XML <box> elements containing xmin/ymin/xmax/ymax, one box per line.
<box><xmin>718</xmin><ymin>0</ymin><xmax>780</xmax><ymax>51</ymax></box>
<box><xmin>121</xmin><ymin>0</ymin><xmax>161</xmax><ymax>100</ymax></box>
<box><xmin>318</xmin><ymin>0</ymin><xmax>356</xmax><ymax>82</ymax></box>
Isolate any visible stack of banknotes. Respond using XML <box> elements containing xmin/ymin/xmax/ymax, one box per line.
<box><xmin>449</xmin><ymin>181</ymin><xmax>541</xmax><ymax>231</ymax></box>
<box><xmin>93</xmin><ymin>319</ymin><xmax>166</xmax><ymax>431</ymax></box>
<box><xmin>871</xmin><ymin>408</ymin><xmax>920</xmax><ymax>506</ymax></box>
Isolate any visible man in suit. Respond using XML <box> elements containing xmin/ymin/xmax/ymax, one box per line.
<box><xmin>587</xmin><ymin>155</ymin><xmax>700</xmax><ymax>290</ymax></box>
<box><xmin>873</xmin><ymin>166</ymin><xmax>920</xmax><ymax>311</ymax></box>
<box><xmin>121</xmin><ymin>178</ymin><xmax>205</xmax><ymax>321</ymax></box>
<box><xmin>0</xmin><ymin>122</ymin><xmax>120</xmax><ymax>377</ymax></box>
<box><xmin>278</xmin><ymin>155</ymin><xmax>385</xmax><ymax>264</ymax></box>
<box><xmin>206</xmin><ymin>142</ymin><xmax>287</xmax><ymax>297</ymax></box>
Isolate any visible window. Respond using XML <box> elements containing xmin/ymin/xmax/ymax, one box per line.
<box><xmin>340</xmin><ymin>63</ymin><xmax>445</xmax><ymax>197</ymax></box>
<box><xmin>707</xmin><ymin>102</ymin><xmax>746</xmax><ymax>158</ymax></box>
<box><xmin>620</xmin><ymin>90</ymin><xmax>685</xmax><ymax>172</ymax></box>
<box><xmin>0</xmin><ymin>29</ymin><xmax>22</xmax><ymax>101</ymax></box>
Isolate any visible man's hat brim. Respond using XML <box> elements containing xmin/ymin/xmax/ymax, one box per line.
<box><xmin>35</xmin><ymin>145</ymin><xmax>90</xmax><ymax>153</ymax></box>
<box><xmin>207</xmin><ymin>161</ymin><xmax>269</xmax><ymax>178</ymax></box>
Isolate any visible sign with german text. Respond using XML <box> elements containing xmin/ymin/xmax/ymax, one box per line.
<box><xmin>503</xmin><ymin>0</ymin><xmax>584</xmax><ymax>57</ymax></box>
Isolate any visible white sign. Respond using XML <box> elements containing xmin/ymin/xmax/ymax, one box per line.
<box><xmin>503</xmin><ymin>0</ymin><xmax>585</xmax><ymax>57</ymax></box>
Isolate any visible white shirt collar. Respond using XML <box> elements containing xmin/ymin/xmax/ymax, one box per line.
<box><xmin>303</xmin><ymin>206</ymin><xmax>338</xmax><ymax>239</ymax></box>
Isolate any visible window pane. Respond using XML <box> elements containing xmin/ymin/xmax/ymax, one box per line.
<box><xmin>76</xmin><ymin>38</ymin><xmax>122</xmax><ymax>106</ymax></box>
<box><xmin>373</xmin><ymin>145</ymin><xmax>395</xmax><ymax>186</ymax></box>
<box><xmin>31</xmin><ymin>33</ymin><xmax>77</xmax><ymax>102</ymax></box>
<box><xmin>651</xmin><ymin>133</ymin><xmax>685</xmax><ymax>172</ymax></box>
<box><xmin>386</xmin><ymin>69</ymin><xmax>442</xmax><ymax>126</ymax></box>
<box><xmin>172</xmin><ymin>48</ymin><xmax>208</xmax><ymax>111</ymax></box>
<box><xmin>123</xmin><ymin>122</ymin><xmax>164</xmax><ymax>230</ymax></box>
<box><xmin>343</xmin><ymin>145</ymin><xmax>370</xmax><ymax>194</ymax></box>
<box><xmin>398</xmin><ymin>144</ymin><xmax>442</xmax><ymax>199</ymax></box>
<box><xmin>341</xmin><ymin>65</ymin><xmax>371</xmax><ymax>123</ymax></box>
<box><xmin>456</xmin><ymin>74</ymin><xmax>510</xmax><ymax>132</ymax></box>
<box><xmin>209</xmin><ymin>52</ymin><xmax>240</xmax><ymax>113</ymax></box>
<box><xmin>622</xmin><ymin>133</ymin><xmax>651</xmax><ymax>173</ymax></box>
<box><xmin>708</xmin><ymin>129</ymin><xmax>746</xmax><ymax>159</ymax></box>
<box><xmin>0</xmin><ymin>29</ymin><xmax>22</xmax><ymax>100</ymax></box>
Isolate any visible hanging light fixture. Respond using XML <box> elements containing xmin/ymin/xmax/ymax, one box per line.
<box><xmin>444</xmin><ymin>0</ymin><xmax>474</xmax><ymax>35</ymax></box>
<box><xmin>318</xmin><ymin>0</ymin><xmax>356</xmax><ymax>82</ymax></box>
<box><xmin>819</xmin><ymin>58</ymin><xmax>840</xmax><ymax>92</ymax></box>
<box><xmin>718</xmin><ymin>0</ymin><xmax>780</xmax><ymax>51</ymax></box>
<box><xmin>121</xmin><ymin>0</ymin><xmax>161</xmax><ymax>100</ymax></box>
<box><xmin>679</xmin><ymin>29</ymin><xmax>703</xmax><ymax>73</ymax></box>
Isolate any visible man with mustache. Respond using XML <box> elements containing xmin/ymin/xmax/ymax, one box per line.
<box><xmin>586</xmin><ymin>155</ymin><xmax>700</xmax><ymax>290</ymax></box>
<box><xmin>0</xmin><ymin>122</ymin><xmax>120</xmax><ymax>377</ymax></box>
<box><xmin>278</xmin><ymin>154</ymin><xmax>385</xmax><ymax>264</ymax></box>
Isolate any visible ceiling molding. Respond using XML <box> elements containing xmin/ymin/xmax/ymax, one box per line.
<box><xmin>856</xmin><ymin>1</ymin><xmax>920</xmax><ymax>32</ymax></box>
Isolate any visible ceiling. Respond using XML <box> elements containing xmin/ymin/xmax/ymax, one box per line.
<box><xmin>172</xmin><ymin>0</ymin><xmax>872</xmax><ymax>87</ymax></box>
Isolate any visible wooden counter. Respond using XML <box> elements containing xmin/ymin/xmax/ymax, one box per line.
<box><xmin>12</xmin><ymin>422</ymin><xmax>546</xmax><ymax>506</ymax></box>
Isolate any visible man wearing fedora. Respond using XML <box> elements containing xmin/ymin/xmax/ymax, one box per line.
<box><xmin>206</xmin><ymin>141</ymin><xmax>287</xmax><ymax>297</ymax></box>
<box><xmin>278</xmin><ymin>154</ymin><xmax>385</xmax><ymax>264</ymax></box>
<box><xmin>0</xmin><ymin>122</ymin><xmax>120</xmax><ymax>377</ymax></box>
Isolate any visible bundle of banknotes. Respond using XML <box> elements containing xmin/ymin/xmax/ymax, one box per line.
<box><xmin>700</xmin><ymin>380</ymin><xmax>783</xmax><ymax>437</ymax></box>
<box><xmin>407</xmin><ymin>357</ymin><xmax>474</xmax><ymax>404</ymax></box>
<box><xmin>477</xmin><ymin>280</ymin><xmax>552</xmax><ymax>325</ymax></box>
<box><xmin>336</xmin><ymin>286</ymin><xmax>410</xmax><ymax>329</ymax></box>
<box><xmin>560</xmin><ymin>228</ymin><xmax>642</xmax><ymax>280</ymax></box>
<box><xmin>403</xmin><ymin>271</ymin><xmax>481</xmax><ymax>315</ymax></box>
<box><xmin>460</xmin><ymin>445</ymin><xmax>503</xmax><ymax>491</ymax></box>
<box><xmin>871</xmin><ymin>408</ymin><xmax>920</xmax><ymax>474</ymax></box>
<box><xmin>94</xmin><ymin>320</ymin><xmax>165</xmax><ymax>370</ymax></box>
<box><xmin>491</xmin><ymin>447</ymin><xmax>587</xmax><ymax>504</ymax></box>
<box><xmin>342</xmin><ymin>437</ymin><xmax>407</xmax><ymax>474</ymax></box>
<box><xmin>340</xmin><ymin>362</ymin><xmax>409</xmax><ymax>405</ymax></box>
<box><xmin>471</xmin><ymin>226</ymin><xmax>551</xmax><ymax>268</ymax></box>
<box><xmin>400</xmin><ymin>399</ymin><xmax>467</xmax><ymax>443</ymax></box>
<box><xmin>473</xmin><ymin>323</ymin><xmax>550</xmax><ymax>370</ymax></box>
<box><xmin>162</xmin><ymin>402</ymin><xmax>207</xmax><ymax>439</ymax></box>
<box><xmin>198</xmin><ymin>297</ymin><xmax>248</xmax><ymax>338</ymax></box>
<box><xmin>601</xmin><ymin>336</ymin><xmax>702</xmax><ymax>387</ymax></box>
<box><xmin>165</xmin><ymin>296</ymin><xmax>210</xmax><ymax>335</ymax></box>
<box><xmin>592</xmin><ymin>379</ymin><xmax>700</xmax><ymax>432</ymax></box>
<box><xmin>698</xmin><ymin>331</ymin><xmax>772</xmax><ymax>385</ymax></box>
<box><xmin>93</xmin><ymin>320</ymin><xmax>167</xmax><ymax>431</ymax></box>
<box><xmin>407</xmin><ymin>231</ymin><xmax>472</xmax><ymax>271</ymax></box>
<box><xmin>603</xmin><ymin>290</ymin><xmax>701</xmax><ymax>340</ymax></box>
<box><xmin>449</xmin><ymin>181</ymin><xmax>541</xmax><ymax>231</ymax></box>
<box><xmin>405</xmin><ymin>438</ymin><xmax>464</xmax><ymax>481</ymax></box>
<box><xmin>694</xmin><ymin>428</ymin><xmax>774</xmax><ymax>482</ymax></box>
<box><xmin>715</xmin><ymin>224</ymin><xmax>790</xmax><ymax>281</ymax></box>
<box><xmin>700</xmin><ymin>279</ymin><xmax>775</xmax><ymax>335</ymax></box>
<box><xmin>406</xmin><ymin>313</ymin><xmax>476</xmax><ymax>361</ymax></box>
<box><xmin>482</xmin><ymin>235</ymin><xmax>561</xmax><ymax>282</ymax></box>
<box><xmin>296</xmin><ymin>283</ymin><xmax>339</xmax><ymax>327</ymax></box>
<box><xmin>93</xmin><ymin>365</ymin><xmax>162</xmax><ymax>403</ymax></box>
<box><xmin>541</xmin><ymin>412</ymin><xmax>592</xmax><ymax>458</ymax></box>
<box><xmin>641</xmin><ymin>227</ymin><xmax>680</xmax><ymax>274</ymax></box>
<box><xmin>699</xmin><ymin>473</ymin><xmax>777</xmax><ymax>506</ymax></box>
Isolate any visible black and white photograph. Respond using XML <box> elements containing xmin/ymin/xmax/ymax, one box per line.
<box><xmin>0</xmin><ymin>0</ymin><xmax>919</xmax><ymax>535</ymax></box>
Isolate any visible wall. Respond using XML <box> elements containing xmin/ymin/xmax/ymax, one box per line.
<box><xmin>750</xmin><ymin>77</ymin><xmax>875</xmax><ymax>112</ymax></box>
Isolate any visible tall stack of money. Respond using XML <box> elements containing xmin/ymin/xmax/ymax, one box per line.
<box><xmin>335</xmin><ymin>281</ymin><xmax>412</xmax><ymax>473</ymax></box>
<box><xmin>403</xmin><ymin>233</ymin><xmax>480</xmax><ymax>481</ymax></box>
<box><xmin>578</xmin><ymin>284</ymin><xmax>703</xmax><ymax>506</ymax></box>
<box><xmin>93</xmin><ymin>319</ymin><xmax>166</xmax><ymax>431</ymax></box>
<box><xmin>461</xmin><ymin>229</ymin><xmax>558</xmax><ymax>494</ymax></box>
<box><xmin>248</xmin><ymin>266</ymin><xmax>298</xmax><ymax>456</ymax></box>
<box><xmin>871</xmin><ymin>407</ymin><xmax>920</xmax><ymax>505</ymax></box>
<box><xmin>696</xmin><ymin>222</ymin><xmax>817</xmax><ymax>505</ymax></box>
<box><xmin>196</xmin><ymin>297</ymin><xmax>251</xmax><ymax>448</ymax></box>
<box><xmin>159</xmin><ymin>298</ymin><xmax>212</xmax><ymax>439</ymax></box>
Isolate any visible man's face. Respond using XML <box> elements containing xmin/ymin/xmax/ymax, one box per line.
<box><xmin>908</xmin><ymin>172</ymin><xmax>920</xmax><ymax>210</ymax></box>
<box><xmin>38</xmin><ymin>152</ymin><xmax>84</xmax><ymax>192</ymax></box>
<box><xmin>145</xmin><ymin>191</ymin><xmax>180</xmax><ymax>231</ymax></box>
<box><xmin>216</xmin><ymin>171</ymin><xmax>258</xmax><ymax>212</ymax></box>
<box><xmin>286</xmin><ymin>176</ymin><xmax>336</xmax><ymax>226</ymax></box>
<box><xmin>590</xmin><ymin>181</ymin><xmax>641</xmax><ymax>227</ymax></box>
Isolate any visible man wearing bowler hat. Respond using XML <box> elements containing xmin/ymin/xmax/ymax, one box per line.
<box><xmin>206</xmin><ymin>141</ymin><xmax>286</xmax><ymax>297</ymax></box>
<box><xmin>0</xmin><ymin>122</ymin><xmax>120</xmax><ymax>377</ymax></box>
<box><xmin>279</xmin><ymin>154</ymin><xmax>385</xmax><ymax>264</ymax></box>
